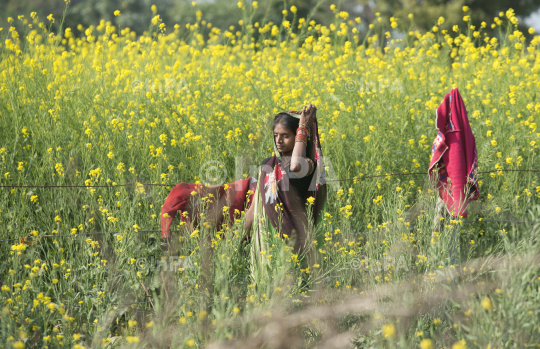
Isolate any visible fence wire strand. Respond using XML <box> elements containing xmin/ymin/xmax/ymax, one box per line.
<box><xmin>0</xmin><ymin>169</ymin><xmax>537</xmax><ymax>189</ymax></box>
<box><xmin>0</xmin><ymin>168</ymin><xmax>537</xmax><ymax>243</ymax></box>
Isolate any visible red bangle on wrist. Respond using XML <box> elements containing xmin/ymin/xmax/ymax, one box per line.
<box><xmin>295</xmin><ymin>134</ymin><xmax>307</xmax><ymax>144</ymax></box>
<box><xmin>297</xmin><ymin>126</ymin><xmax>309</xmax><ymax>137</ymax></box>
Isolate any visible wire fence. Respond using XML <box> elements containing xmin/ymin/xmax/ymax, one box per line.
<box><xmin>0</xmin><ymin>169</ymin><xmax>538</xmax><ymax>189</ymax></box>
<box><xmin>0</xmin><ymin>168</ymin><xmax>537</xmax><ymax>244</ymax></box>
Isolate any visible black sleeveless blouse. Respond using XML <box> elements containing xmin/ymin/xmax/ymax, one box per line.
<box><xmin>260</xmin><ymin>157</ymin><xmax>315</xmax><ymax>199</ymax></box>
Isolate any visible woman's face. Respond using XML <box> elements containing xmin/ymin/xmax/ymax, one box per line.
<box><xmin>273</xmin><ymin>122</ymin><xmax>295</xmax><ymax>156</ymax></box>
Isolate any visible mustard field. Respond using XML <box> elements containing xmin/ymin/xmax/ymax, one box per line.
<box><xmin>1</xmin><ymin>3</ymin><xmax>540</xmax><ymax>348</ymax></box>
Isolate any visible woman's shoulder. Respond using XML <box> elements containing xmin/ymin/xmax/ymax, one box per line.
<box><xmin>260</xmin><ymin>157</ymin><xmax>272</xmax><ymax>166</ymax></box>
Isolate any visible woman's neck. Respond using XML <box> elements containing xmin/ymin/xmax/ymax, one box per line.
<box><xmin>280</xmin><ymin>154</ymin><xmax>292</xmax><ymax>167</ymax></box>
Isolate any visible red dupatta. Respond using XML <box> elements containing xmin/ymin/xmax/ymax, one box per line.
<box><xmin>428</xmin><ymin>88</ymin><xmax>479</xmax><ymax>217</ymax></box>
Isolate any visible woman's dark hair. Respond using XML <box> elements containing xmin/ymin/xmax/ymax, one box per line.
<box><xmin>273</xmin><ymin>113</ymin><xmax>299</xmax><ymax>135</ymax></box>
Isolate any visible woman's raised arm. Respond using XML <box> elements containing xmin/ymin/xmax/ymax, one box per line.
<box><xmin>290</xmin><ymin>104</ymin><xmax>316</xmax><ymax>177</ymax></box>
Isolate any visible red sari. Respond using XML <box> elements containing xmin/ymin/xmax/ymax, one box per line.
<box><xmin>160</xmin><ymin>178</ymin><xmax>257</xmax><ymax>239</ymax></box>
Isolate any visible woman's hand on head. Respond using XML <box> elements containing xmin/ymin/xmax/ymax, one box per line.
<box><xmin>300</xmin><ymin>103</ymin><xmax>317</xmax><ymax>128</ymax></box>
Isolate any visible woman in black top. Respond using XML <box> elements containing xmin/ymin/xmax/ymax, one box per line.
<box><xmin>243</xmin><ymin>104</ymin><xmax>326</xmax><ymax>254</ymax></box>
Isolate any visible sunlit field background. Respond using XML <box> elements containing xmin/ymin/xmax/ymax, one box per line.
<box><xmin>1</xmin><ymin>2</ymin><xmax>540</xmax><ymax>348</ymax></box>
